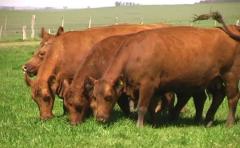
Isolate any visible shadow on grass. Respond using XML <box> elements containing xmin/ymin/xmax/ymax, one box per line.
<box><xmin>96</xmin><ymin>109</ymin><xmax>239</xmax><ymax>128</ymax></box>
<box><xmin>27</xmin><ymin>108</ymin><xmax>240</xmax><ymax>129</ymax></box>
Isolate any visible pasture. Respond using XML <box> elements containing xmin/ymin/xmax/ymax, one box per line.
<box><xmin>1</xmin><ymin>3</ymin><xmax>240</xmax><ymax>147</ymax></box>
<box><xmin>0</xmin><ymin>2</ymin><xmax>240</xmax><ymax>41</ymax></box>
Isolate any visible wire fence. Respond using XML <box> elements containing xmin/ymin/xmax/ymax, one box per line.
<box><xmin>0</xmin><ymin>15</ymin><xmax>239</xmax><ymax>42</ymax></box>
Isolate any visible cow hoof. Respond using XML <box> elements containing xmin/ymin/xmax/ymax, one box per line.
<box><xmin>70</xmin><ymin>121</ymin><xmax>79</xmax><ymax>126</ymax></box>
<box><xmin>136</xmin><ymin>121</ymin><xmax>144</xmax><ymax>128</ymax></box>
<box><xmin>40</xmin><ymin>115</ymin><xmax>54</xmax><ymax>121</ymax></box>
<box><xmin>205</xmin><ymin>121</ymin><xmax>213</xmax><ymax>128</ymax></box>
<box><xmin>226</xmin><ymin>122</ymin><xmax>234</xmax><ymax>128</ymax></box>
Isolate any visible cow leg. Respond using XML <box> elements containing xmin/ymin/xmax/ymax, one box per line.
<box><xmin>137</xmin><ymin>80</ymin><xmax>155</xmax><ymax>128</ymax></box>
<box><xmin>164</xmin><ymin>92</ymin><xmax>175</xmax><ymax>113</ymax></box>
<box><xmin>148</xmin><ymin>94</ymin><xmax>162</xmax><ymax>127</ymax></box>
<box><xmin>224</xmin><ymin>73</ymin><xmax>239</xmax><ymax>127</ymax></box>
<box><xmin>63</xmin><ymin>103</ymin><xmax>68</xmax><ymax>115</ymax></box>
<box><xmin>117</xmin><ymin>93</ymin><xmax>130</xmax><ymax>117</ymax></box>
<box><xmin>192</xmin><ymin>90</ymin><xmax>207</xmax><ymax>123</ymax></box>
<box><xmin>169</xmin><ymin>93</ymin><xmax>191</xmax><ymax>121</ymax></box>
<box><xmin>205</xmin><ymin>87</ymin><xmax>225</xmax><ymax>127</ymax></box>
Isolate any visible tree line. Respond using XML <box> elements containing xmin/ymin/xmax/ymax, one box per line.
<box><xmin>115</xmin><ymin>1</ymin><xmax>140</xmax><ymax>7</ymax></box>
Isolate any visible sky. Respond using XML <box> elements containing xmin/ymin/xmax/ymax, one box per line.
<box><xmin>0</xmin><ymin>0</ymin><xmax>201</xmax><ymax>8</ymax></box>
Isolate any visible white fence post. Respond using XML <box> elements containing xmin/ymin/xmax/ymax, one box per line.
<box><xmin>115</xmin><ymin>17</ymin><xmax>119</xmax><ymax>25</ymax></box>
<box><xmin>61</xmin><ymin>16</ymin><xmax>64</xmax><ymax>27</ymax></box>
<box><xmin>0</xmin><ymin>26</ymin><xmax>2</xmax><ymax>40</ymax></box>
<box><xmin>48</xmin><ymin>28</ymin><xmax>51</xmax><ymax>34</ymax></box>
<box><xmin>140</xmin><ymin>17</ymin><xmax>143</xmax><ymax>25</ymax></box>
<box><xmin>236</xmin><ymin>19</ymin><xmax>239</xmax><ymax>26</ymax></box>
<box><xmin>22</xmin><ymin>25</ymin><xmax>27</xmax><ymax>40</ymax></box>
<box><xmin>4</xmin><ymin>16</ymin><xmax>7</xmax><ymax>30</ymax></box>
<box><xmin>88</xmin><ymin>17</ymin><xmax>92</xmax><ymax>28</ymax></box>
<box><xmin>31</xmin><ymin>14</ymin><xmax>36</xmax><ymax>39</ymax></box>
<box><xmin>214</xmin><ymin>20</ymin><xmax>217</xmax><ymax>26</ymax></box>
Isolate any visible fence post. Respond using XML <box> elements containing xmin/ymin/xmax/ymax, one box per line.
<box><xmin>22</xmin><ymin>25</ymin><xmax>27</xmax><ymax>40</ymax></box>
<box><xmin>115</xmin><ymin>17</ymin><xmax>119</xmax><ymax>25</ymax></box>
<box><xmin>236</xmin><ymin>19</ymin><xmax>239</xmax><ymax>26</ymax></box>
<box><xmin>4</xmin><ymin>16</ymin><xmax>7</xmax><ymax>30</ymax></box>
<box><xmin>61</xmin><ymin>16</ymin><xmax>64</xmax><ymax>27</ymax></box>
<box><xmin>88</xmin><ymin>17</ymin><xmax>92</xmax><ymax>28</ymax></box>
<box><xmin>214</xmin><ymin>20</ymin><xmax>217</xmax><ymax>26</ymax></box>
<box><xmin>0</xmin><ymin>25</ymin><xmax>2</xmax><ymax>40</ymax></box>
<box><xmin>140</xmin><ymin>17</ymin><xmax>143</xmax><ymax>25</ymax></box>
<box><xmin>48</xmin><ymin>28</ymin><xmax>51</xmax><ymax>34</ymax></box>
<box><xmin>31</xmin><ymin>14</ymin><xmax>36</xmax><ymax>39</ymax></box>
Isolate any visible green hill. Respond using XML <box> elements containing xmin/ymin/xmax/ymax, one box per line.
<box><xmin>0</xmin><ymin>2</ymin><xmax>239</xmax><ymax>41</ymax></box>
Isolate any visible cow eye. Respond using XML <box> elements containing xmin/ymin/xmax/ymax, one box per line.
<box><xmin>75</xmin><ymin>105</ymin><xmax>82</xmax><ymax>113</ymax></box>
<box><xmin>39</xmin><ymin>51</ymin><xmax>45</xmax><ymax>57</ymax></box>
<box><xmin>104</xmin><ymin>96</ymin><xmax>112</xmax><ymax>102</ymax></box>
<box><xmin>43</xmin><ymin>96</ymin><xmax>51</xmax><ymax>102</ymax></box>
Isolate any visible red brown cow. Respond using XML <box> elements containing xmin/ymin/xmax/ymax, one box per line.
<box><xmin>22</xmin><ymin>27</ymin><xmax>64</xmax><ymax>77</ymax></box>
<box><xmin>92</xmin><ymin>25</ymin><xmax>240</xmax><ymax>127</ymax></box>
<box><xmin>63</xmin><ymin>33</ymin><xmax>174</xmax><ymax>125</ymax></box>
<box><xmin>24</xmin><ymin>23</ymin><xmax>170</xmax><ymax>120</ymax></box>
<box><xmin>64</xmin><ymin>28</ymin><xmax>225</xmax><ymax>126</ymax></box>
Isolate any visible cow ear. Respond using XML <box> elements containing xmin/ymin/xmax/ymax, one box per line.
<box><xmin>114</xmin><ymin>77</ymin><xmax>125</xmax><ymax>95</ymax></box>
<box><xmin>87</xmin><ymin>76</ymin><xmax>97</xmax><ymax>84</ymax></box>
<box><xmin>48</xmin><ymin>75</ymin><xmax>57</xmax><ymax>90</ymax></box>
<box><xmin>56</xmin><ymin>26</ymin><xmax>64</xmax><ymax>36</ymax></box>
<box><xmin>84</xmin><ymin>77</ymin><xmax>96</xmax><ymax>91</ymax></box>
<box><xmin>40</xmin><ymin>27</ymin><xmax>50</xmax><ymax>39</ymax></box>
<box><xmin>83</xmin><ymin>77</ymin><xmax>96</xmax><ymax>98</ymax></box>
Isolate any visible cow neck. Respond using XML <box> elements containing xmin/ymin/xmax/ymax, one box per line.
<box><xmin>70</xmin><ymin>51</ymin><xmax>96</xmax><ymax>94</ymax></box>
<box><xmin>102</xmin><ymin>45</ymin><xmax>129</xmax><ymax>86</ymax></box>
<box><xmin>36</xmin><ymin>43</ymin><xmax>61</xmax><ymax>84</ymax></box>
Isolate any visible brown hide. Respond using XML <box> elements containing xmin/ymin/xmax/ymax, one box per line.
<box><xmin>93</xmin><ymin>26</ymin><xmax>240</xmax><ymax>127</ymax></box>
<box><xmin>27</xmin><ymin>23</ymin><xmax>170</xmax><ymax>120</ymax></box>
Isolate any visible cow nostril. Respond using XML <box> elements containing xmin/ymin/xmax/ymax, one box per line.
<box><xmin>22</xmin><ymin>65</ymin><xmax>27</xmax><ymax>71</ymax></box>
<box><xmin>96</xmin><ymin>116</ymin><xmax>107</xmax><ymax>123</ymax></box>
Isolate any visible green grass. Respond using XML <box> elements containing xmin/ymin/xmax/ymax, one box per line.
<box><xmin>1</xmin><ymin>3</ymin><xmax>240</xmax><ymax>147</ymax></box>
<box><xmin>0</xmin><ymin>2</ymin><xmax>240</xmax><ymax>41</ymax></box>
<box><xmin>1</xmin><ymin>45</ymin><xmax>240</xmax><ymax>147</ymax></box>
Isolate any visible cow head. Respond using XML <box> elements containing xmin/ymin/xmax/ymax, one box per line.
<box><xmin>25</xmin><ymin>74</ymin><xmax>55</xmax><ymax>120</ymax></box>
<box><xmin>64</xmin><ymin>89</ymin><xmax>89</xmax><ymax>125</ymax></box>
<box><xmin>64</xmin><ymin>78</ymin><xmax>94</xmax><ymax>125</ymax></box>
<box><xmin>22</xmin><ymin>27</ymin><xmax>64</xmax><ymax>78</ymax></box>
<box><xmin>92</xmin><ymin>78</ymin><xmax>123</xmax><ymax>123</ymax></box>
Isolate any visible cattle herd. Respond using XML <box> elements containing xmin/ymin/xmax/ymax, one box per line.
<box><xmin>22</xmin><ymin>12</ymin><xmax>240</xmax><ymax>128</ymax></box>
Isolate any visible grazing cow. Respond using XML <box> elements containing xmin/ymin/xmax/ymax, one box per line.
<box><xmin>24</xmin><ymin>23</ymin><xmax>170</xmax><ymax>120</ymax></box>
<box><xmin>92</xmin><ymin>25</ymin><xmax>240</xmax><ymax>127</ymax></box>
<box><xmin>84</xmin><ymin>36</ymin><xmax>222</xmax><ymax>126</ymax></box>
<box><xmin>22</xmin><ymin>27</ymin><xmax>64</xmax><ymax>77</ymax></box>
<box><xmin>63</xmin><ymin>33</ymin><xmax>174</xmax><ymax>125</ymax></box>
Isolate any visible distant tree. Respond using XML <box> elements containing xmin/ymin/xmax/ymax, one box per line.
<box><xmin>115</xmin><ymin>1</ymin><xmax>140</xmax><ymax>7</ymax></box>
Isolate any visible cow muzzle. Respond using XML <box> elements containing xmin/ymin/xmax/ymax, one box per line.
<box><xmin>96</xmin><ymin>112</ymin><xmax>109</xmax><ymax>123</ymax></box>
<box><xmin>22</xmin><ymin>64</ymin><xmax>37</xmax><ymax>77</ymax></box>
<box><xmin>40</xmin><ymin>112</ymin><xmax>54</xmax><ymax>120</ymax></box>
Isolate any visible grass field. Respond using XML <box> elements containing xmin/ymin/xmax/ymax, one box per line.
<box><xmin>1</xmin><ymin>3</ymin><xmax>240</xmax><ymax>147</ymax></box>
<box><xmin>1</xmin><ymin>45</ymin><xmax>240</xmax><ymax>147</ymax></box>
<box><xmin>0</xmin><ymin>2</ymin><xmax>240</xmax><ymax>41</ymax></box>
